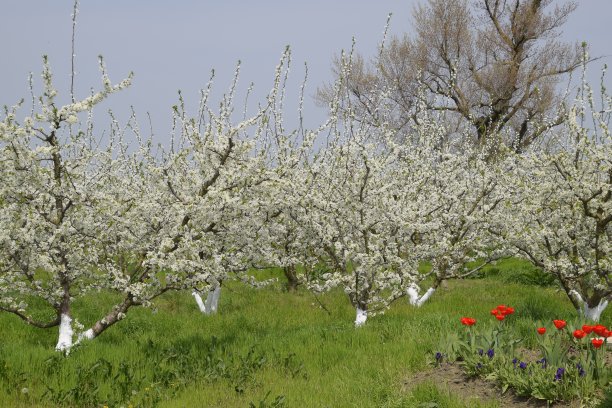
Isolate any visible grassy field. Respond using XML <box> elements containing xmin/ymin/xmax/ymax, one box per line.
<box><xmin>0</xmin><ymin>259</ymin><xmax>608</xmax><ymax>407</ymax></box>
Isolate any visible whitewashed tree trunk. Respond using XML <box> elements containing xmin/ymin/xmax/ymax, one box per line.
<box><xmin>55</xmin><ymin>314</ymin><xmax>74</xmax><ymax>353</ymax></box>
<box><xmin>192</xmin><ymin>291</ymin><xmax>207</xmax><ymax>313</ymax></box>
<box><xmin>192</xmin><ymin>286</ymin><xmax>221</xmax><ymax>315</ymax></box>
<box><xmin>355</xmin><ymin>307</ymin><xmax>367</xmax><ymax>327</ymax></box>
<box><xmin>208</xmin><ymin>286</ymin><xmax>221</xmax><ymax>314</ymax></box>
<box><xmin>584</xmin><ymin>300</ymin><xmax>608</xmax><ymax>322</ymax></box>
<box><xmin>569</xmin><ymin>290</ymin><xmax>609</xmax><ymax>322</ymax></box>
<box><xmin>76</xmin><ymin>329</ymin><xmax>95</xmax><ymax>345</ymax></box>
<box><xmin>407</xmin><ymin>284</ymin><xmax>436</xmax><ymax>307</ymax></box>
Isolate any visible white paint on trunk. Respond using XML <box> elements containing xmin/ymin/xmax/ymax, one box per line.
<box><xmin>407</xmin><ymin>284</ymin><xmax>435</xmax><ymax>307</ymax></box>
<box><xmin>569</xmin><ymin>289</ymin><xmax>584</xmax><ymax>306</ymax></box>
<box><xmin>80</xmin><ymin>329</ymin><xmax>95</xmax><ymax>341</ymax></box>
<box><xmin>74</xmin><ymin>328</ymin><xmax>95</xmax><ymax>347</ymax></box>
<box><xmin>583</xmin><ymin>299</ymin><xmax>608</xmax><ymax>322</ymax></box>
<box><xmin>192</xmin><ymin>291</ymin><xmax>207</xmax><ymax>313</ymax></box>
<box><xmin>55</xmin><ymin>314</ymin><xmax>73</xmax><ymax>353</ymax></box>
<box><xmin>417</xmin><ymin>288</ymin><xmax>436</xmax><ymax>306</ymax></box>
<box><xmin>192</xmin><ymin>287</ymin><xmax>221</xmax><ymax>315</ymax></box>
<box><xmin>569</xmin><ymin>290</ymin><xmax>608</xmax><ymax>322</ymax></box>
<box><xmin>208</xmin><ymin>286</ymin><xmax>221</xmax><ymax>314</ymax></box>
<box><xmin>407</xmin><ymin>284</ymin><xmax>420</xmax><ymax>306</ymax></box>
<box><xmin>355</xmin><ymin>307</ymin><xmax>367</xmax><ymax>327</ymax></box>
<box><xmin>204</xmin><ymin>288</ymin><xmax>215</xmax><ymax>313</ymax></box>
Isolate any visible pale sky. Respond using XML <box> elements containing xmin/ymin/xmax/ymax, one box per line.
<box><xmin>2</xmin><ymin>1</ymin><xmax>611</xmax><ymax>144</ymax></box>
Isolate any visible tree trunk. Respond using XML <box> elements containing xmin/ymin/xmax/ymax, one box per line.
<box><xmin>283</xmin><ymin>265</ymin><xmax>299</xmax><ymax>292</ymax></box>
<box><xmin>192</xmin><ymin>286</ymin><xmax>221</xmax><ymax>315</ymax></box>
<box><xmin>407</xmin><ymin>277</ymin><xmax>442</xmax><ymax>307</ymax></box>
<box><xmin>77</xmin><ymin>296</ymin><xmax>134</xmax><ymax>344</ymax></box>
<box><xmin>55</xmin><ymin>284</ymin><xmax>73</xmax><ymax>353</ymax></box>
<box><xmin>207</xmin><ymin>286</ymin><xmax>221</xmax><ymax>314</ymax></box>
<box><xmin>55</xmin><ymin>312</ymin><xmax>74</xmax><ymax>352</ymax></box>
<box><xmin>583</xmin><ymin>300</ymin><xmax>608</xmax><ymax>322</ymax></box>
<box><xmin>569</xmin><ymin>289</ymin><xmax>609</xmax><ymax>322</ymax></box>
<box><xmin>355</xmin><ymin>306</ymin><xmax>367</xmax><ymax>327</ymax></box>
<box><xmin>192</xmin><ymin>290</ymin><xmax>207</xmax><ymax>313</ymax></box>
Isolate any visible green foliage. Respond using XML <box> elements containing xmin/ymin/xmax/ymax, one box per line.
<box><xmin>475</xmin><ymin>258</ymin><xmax>557</xmax><ymax>287</ymax></box>
<box><xmin>437</xmin><ymin>309</ymin><xmax>610</xmax><ymax>406</ymax></box>
<box><xmin>598</xmin><ymin>386</ymin><xmax>612</xmax><ymax>408</ymax></box>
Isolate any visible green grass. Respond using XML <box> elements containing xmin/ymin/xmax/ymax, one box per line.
<box><xmin>0</xmin><ymin>262</ymin><xmax>608</xmax><ymax>407</ymax></box>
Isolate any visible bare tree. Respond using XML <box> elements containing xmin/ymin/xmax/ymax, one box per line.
<box><xmin>318</xmin><ymin>0</ymin><xmax>584</xmax><ymax>153</ymax></box>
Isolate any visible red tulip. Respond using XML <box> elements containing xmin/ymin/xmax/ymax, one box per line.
<box><xmin>502</xmin><ymin>307</ymin><xmax>515</xmax><ymax>316</ymax></box>
<box><xmin>497</xmin><ymin>305</ymin><xmax>507</xmax><ymax>313</ymax></box>
<box><xmin>605</xmin><ymin>330</ymin><xmax>612</xmax><ymax>338</ymax></box>
<box><xmin>495</xmin><ymin>314</ymin><xmax>505</xmax><ymax>321</ymax></box>
<box><xmin>582</xmin><ymin>325</ymin><xmax>594</xmax><ymax>334</ymax></box>
<box><xmin>460</xmin><ymin>317</ymin><xmax>476</xmax><ymax>326</ymax></box>
<box><xmin>553</xmin><ymin>320</ymin><xmax>566</xmax><ymax>330</ymax></box>
<box><xmin>591</xmin><ymin>338</ymin><xmax>604</xmax><ymax>349</ymax></box>
<box><xmin>537</xmin><ymin>327</ymin><xmax>546</xmax><ymax>335</ymax></box>
<box><xmin>593</xmin><ymin>325</ymin><xmax>607</xmax><ymax>337</ymax></box>
<box><xmin>490</xmin><ymin>309</ymin><xmax>499</xmax><ymax>316</ymax></box>
<box><xmin>573</xmin><ymin>329</ymin><xmax>586</xmax><ymax>339</ymax></box>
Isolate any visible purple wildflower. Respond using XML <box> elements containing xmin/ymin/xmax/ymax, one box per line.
<box><xmin>487</xmin><ymin>349</ymin><xmax>494</xmax><ymax>359</ymax></box>
<box><xmin>554</xmin><ymin>367</ymin><xmax>565</xmax><ymax>381</ymax></box>
<box><xmin>519</xmin><ymin>362</ymin><xmax>527</xmax><ymax>370</ymax></box>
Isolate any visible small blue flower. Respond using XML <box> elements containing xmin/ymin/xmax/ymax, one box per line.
<box><xmin>576</xmin><ymin>363</ymin><xmax>585</xmax><ymax>377</ymax></box>
<box><xmin>478</xmin><ymin>349</ymin><xmax>484</xmax><ymax>356</ymax></box>
<box><xmin>519</xmin><ymin>362</ymin><xmax>527</xmax><ymax>370</ymax></box>
<box><xmin>512</xmin><ymin>358</ymin><xmax>518</xmax><ymax>368</ymax></box>
<box><xmin>476</xmin><ymin>363</ymin><xmax>483</xmax><ymax>370</ymax></box>
<box><xmin>487</xmin><ymin>349</ymin><xmax>494</xmax><ymax>359</ymax></box>
<box><xmin>536</xmin><ymin>358</ymin><xmax>547</xmax><ymax>369</ymax></box>
<box><xmin>554</xmin><ymin>367</ymin><xmax>565</xmax><ymax>381</ymax></box>
<box><xmin>435</xmin><ymin>352</ymin><xmax>443</xmax><ymax>361</ymax></box>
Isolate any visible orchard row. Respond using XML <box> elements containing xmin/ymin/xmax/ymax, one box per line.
<box><xmin>0</xmin><ymin>51</ymin><xmax>609</xmax><ymax>353</ymax></box>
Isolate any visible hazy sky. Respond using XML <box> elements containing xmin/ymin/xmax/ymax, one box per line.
<box><xmin>2</xmin><ymin>1</ymin><xmax>611</xmax><ymax>145</ymax></box>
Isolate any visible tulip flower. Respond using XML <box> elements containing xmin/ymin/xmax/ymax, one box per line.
<box><xmin>582</xmin><ymin>325</ymin><xmax>593</xmax><ymax>334</ymax></box>
<box><xmin>573</xmin><ymin>329</ymin><xmax>586</xmax><ymax>339</ymax></box>
<box><xmin>537</xmin><ymin>327</ymin><xmax>546</xmax><ymax>335</ymax></box>
<box><xmin>460</xmin><ymin>317</ymin><xmax>476</xmax><ymax>326</ymax></box>
<box><xmin>593</xmin><ymin>325</ymin><xmax>607</xmax><ymax>337</ymax></box>
<box><xmin>553</xmin><ymin>320</ymin><xmax>566</xmax><ymax>330</ymax></box>
<box><xmin>591</xmin><ymin>338</ymin><xmax>604</xmax><ymax>349</ymax></box>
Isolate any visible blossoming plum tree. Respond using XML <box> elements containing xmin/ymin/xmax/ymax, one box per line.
<box><xmin>405</xmin><ymin>135</ymin><xmax>512</xmax><ymax>307</ymax></box>
<box><xmin>505</xmin><ymin>79</ymin><xmax>611</xmax><ymax>321</ymax></box>
<box><xmin>292</xmin><ymin>53</ymin><xmax>427</xmax><ymax>326</ymax></box>
<box><xmin>0</xmin><ymin>56</ymin><xmax>134</xmax><ymax>351</ymax></box>
<box><xmin>0</xmin><ymin>52</ymin><xmax>293</xmax><ymax>351</ymax></box>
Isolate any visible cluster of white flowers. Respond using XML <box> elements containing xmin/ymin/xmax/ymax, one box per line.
<box><xmin>0</xmin><ymin>52</ymin><xmax>609</xmax><ymax>352</ymax></box>
<box><xmin>501</xmin><ymin>85</ymin><xmax>611</xmax><ymax>321</ymax></box>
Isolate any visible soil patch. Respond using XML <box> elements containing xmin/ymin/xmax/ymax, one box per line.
<box><xmin>402</xmin><ymin>362</ymin><xmax>579</xmax><ymax>407</ymax></box>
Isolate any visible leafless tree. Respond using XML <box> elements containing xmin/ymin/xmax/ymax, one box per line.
<box><xmin>318</xmin><ymin>0</ymin><xmax>585</xmax><ymax>153</ymax></box>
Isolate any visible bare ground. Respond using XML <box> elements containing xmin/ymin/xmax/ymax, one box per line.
<box><xmin>402</xmin><ymin>362</ymin><xmax>581</xmax><ymax>407</ymax></box>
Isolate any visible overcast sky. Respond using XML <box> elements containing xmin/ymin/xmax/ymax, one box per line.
<box><xmin>2</xmin><ymin>1</ymin><xmax>611</xmax><ymax>145</ymax></box>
